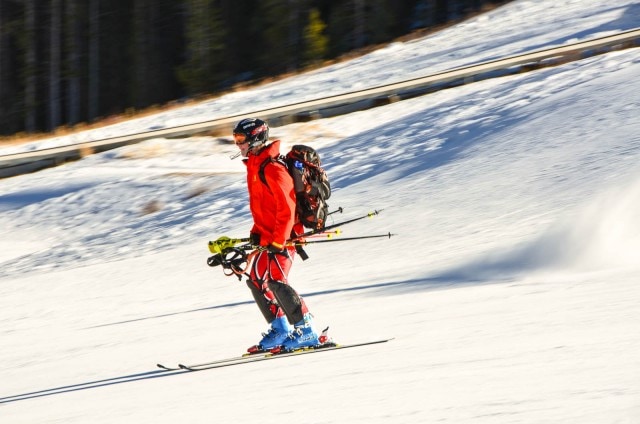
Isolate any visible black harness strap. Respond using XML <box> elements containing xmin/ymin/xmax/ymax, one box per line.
<box><xmin>258</xmin><ymin>157</ymin><xmax>310</xmax><ymax>261</ymax></box>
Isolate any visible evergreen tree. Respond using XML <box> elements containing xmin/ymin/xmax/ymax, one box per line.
<box><xmin>435</xmin><ymin>0</ymin><xmax>449</xmax><ymax>24</ymax></box>
<box><xmin>65</xmin><ymin>0</ymin><xmax>82</xmax><ymax>125</ymax></box>
<box><xmin>366</xmin><ymin>0</ymin><xmax>395</xmax><ymax>45</ymax></box>
<box><xmin>24</xmin><ymin>0</ymin><xmax>38</xmax><ymax>132</ymax></box>
<box><xmin>326</xmin><ymin>1</ymin><xmax>353</xmax><ymax>56</ymax></box>
<box><xmin>327</xmin><ymin>0</ymin><xmax>395</xmax><ymax>55</ymax></box>
<box><xmin>49</xmin><ymin>0</ymin><xmax>62</xmax><ymax>130</ymax></box>
<box><xmin>254</xmin><ymin>0</ymin><xmax>294</xmax><ymax>75</ymax></box>
<box><xmin>303</xmin><ymin>8</ymin><xmax>328</xmax><ymax>66</ymax></box>
<box><xmin>0</xmin><ymin>0</ymin><xmax>513</xmax><ymax>136</ymax></box>
<box><xmin>0</xmin><ymin>1</ymin><xmax>27</xmax><ymax>135</ymax></box>
<box><xmin>87</xmin><ymin>0</ymin><xmax>100</xmax><ymax>120</ymax></box>
<box><xmin>178</xmin><ymin>0</ymin><xmax>227</xmax><ymax>95</ymax></box>
<box><xmin>0</xmin><ymin>0</ymin><xmax>7</xmax><ymax>133</ymax></box>
<box><xmin>130</xmin><ymin>0</ymin><xmax>183</xmax><ymax>107</ymax></box>
<box><xmin>217</xmin><ymin>0</ymin><xmax>259</xmax><ymax>82</ymax></box>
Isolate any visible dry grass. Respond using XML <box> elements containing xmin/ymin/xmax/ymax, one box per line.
<box><xmin>117</xmin><ymin>143</ymin><xmax>168</xmax><ymax>160</ymax></box>
<box><xmin>184</xmin><ymin>186</ymin><xmax>209</xmax><ymax>200</ymax></box>
<box><xmin>140</xmin><ymin>200</ymin><xmax>164</xmax><ymax>215</ymax></box>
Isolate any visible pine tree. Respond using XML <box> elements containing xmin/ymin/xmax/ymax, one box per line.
<box><xmin>303</xmin><ymin>8</ymin><xmax>328</xmax><ymax>66</ymax></box>
<box><xmin>365</xmin><ymin>0</ymin><xmax>395</xmax><ymax>45</ymax></box>
<box><xmin>435</xmin><ymin>0</ymin><xmax>449</xmax><ymax>24</ymax></box>
<box><xmin>65</xmin><ymin>0</ymin><xmax>82</xmax><ymax>125</ymax></box>
<box><xmin>88</xmin><ymin>0</ymin><xmax>100</xmax><ymax>121</ymax></box>
<box><xmin>253</xmin><ymin>0</ymin><xmax>292</xmax><ymax>75</ymax></box>
<box><xmin>353</xmin><ymin>0</ymin><xmax>364</xmax><ymax>49</ymax></box>
<box><xmin>49</xmin><ymin>0</ymin><xmax>62</xmax><ymax>130</ymax></box>
<box><xmin>0</xmin><ymin>0</ymin><xmax>6</xmax><ymax>133</ymax></box>
<box><xmin>1</xmin><ymin>1</ymin><xmax>30</xmax><ymax>135</ymax></box>
<box><xmin>24</xmin><ymin>0</ymin><xmax>38</xmax><ymax>132</ymax></box>
<box><xmin>178</xmin><ymin>0</ymin><xmax>227</xmax><ymax>95</ymax></box>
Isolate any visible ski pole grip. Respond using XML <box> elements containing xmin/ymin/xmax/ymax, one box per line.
<box><xmin>209</xmin><ymin>236</ymin><xmax>237</xmax><ymax>254</ymax></box>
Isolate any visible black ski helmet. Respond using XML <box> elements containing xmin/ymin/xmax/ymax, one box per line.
<box><xmin>233</xmin><ymin>118</ymin><xmax>270</xmax><ymax>149</ymax></box>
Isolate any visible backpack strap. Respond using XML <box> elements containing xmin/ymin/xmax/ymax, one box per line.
<box><xmin>258</xmin><ymin>155</ymin><xmax>287</xmax><ymax>189</ymax></box>
<box><xmin>257</xmin><ymin>155</ymin><xmax>310</xmax><ymax>261</ymax></box>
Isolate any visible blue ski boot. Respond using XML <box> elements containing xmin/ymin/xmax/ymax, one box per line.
<box><xmin>281</xmin><ymin>313</ymin><xmax>319</xmax><ymax>352</ymax></box>
<box><xmin>248</xmin><ymin>316</ymin><xmax>292</xmax><ymax>353</ymax></box>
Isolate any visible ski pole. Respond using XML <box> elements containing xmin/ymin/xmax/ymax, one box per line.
<box><xmin>289</xmin><ymin>232</ymin><xmax>396</xmax><ymax>246</ymax></box>
<box><xmin>295</xmin><ymin>209</ymin><xmax>384</xmax><ymax>239</ymax></box>
<box><xmin>208</xmin><ymin>236</ymin><xmax>250</xmax><ymax>254</ymax></box>
<box><xmin>209</xmin><ymin>209</ymin><xmax>384</xmax><ymax>250</ymax></box>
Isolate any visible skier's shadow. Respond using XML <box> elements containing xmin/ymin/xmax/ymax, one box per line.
<box><xmin>88</xmin><ymin>277</ymin><xmax>482</xmax><ymax>330</ymax></box>
<box><xmin>0</xmin><ymin>368</ymin><xmax>196</xmax><ymax>404</ymax></box>
<box><xmin>87</xmin><ymin>279</ymin><xmax>447</xmax><ymax>329</ymax></box>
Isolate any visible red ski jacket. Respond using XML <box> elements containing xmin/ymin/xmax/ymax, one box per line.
<box><xmin>244</xmin><ymin>140</ymin><xmax>301</xmax><ymax>248</ymax></box>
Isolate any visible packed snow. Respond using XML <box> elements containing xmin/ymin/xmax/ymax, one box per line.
<box><xmin>1</xmin><ymin>1</ymin><xmax>640</xmax><ymax>423</ymax></box>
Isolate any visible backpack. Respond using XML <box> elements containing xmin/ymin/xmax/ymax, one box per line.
<box><xmin>259</xmin><ymin>145</ymin><xmax>331</xmax><ymax>231</ymax></box>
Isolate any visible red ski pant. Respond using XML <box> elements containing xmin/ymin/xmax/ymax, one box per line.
<box><xmin>248</xmin><ymin>247</ymin><xmax>309</xmax><ymax>322</ymax></box>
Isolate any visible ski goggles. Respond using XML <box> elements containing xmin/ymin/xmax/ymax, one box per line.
<box><xmin>233</xmin><ymin>133</ymin><xmax>248</xmax><ymax>145</ymax></box>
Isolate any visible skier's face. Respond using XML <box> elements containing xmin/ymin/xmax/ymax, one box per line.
<box><xmin>234</xmin><ymin>133</ymin><xmax>250</xmax><ymax>157</ymax></box>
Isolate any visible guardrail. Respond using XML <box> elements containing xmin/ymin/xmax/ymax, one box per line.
<box><xmin>1</xmin><ymin>27</ymin><xmax>639</xmax><ymax>179</ymax></box>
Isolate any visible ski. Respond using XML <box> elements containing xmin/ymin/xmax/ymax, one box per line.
<box><xmin>159</xmin><ymin>338</ymin><xmax>392</xmax><ymax>372</ymax></box>
<box><xmin>157</xmin><ymin>351</ymin><xmax>267</xmax><ymax>371</ymax></box>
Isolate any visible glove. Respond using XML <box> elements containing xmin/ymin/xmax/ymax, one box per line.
<box><xmin>249</xmin><ymin>232</ymin><xmax>260</xmax><ymax>246</ymax></box>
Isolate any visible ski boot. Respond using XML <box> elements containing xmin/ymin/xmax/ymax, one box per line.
<box><xmin>247</xmin><ymin>315</ymin><xmax>292</xmax><ymax>354</ymax></box>
<box><xmin>279</xmin><ymin>313</ymin><xmax>320</xmax><ymax>352</ymax></box>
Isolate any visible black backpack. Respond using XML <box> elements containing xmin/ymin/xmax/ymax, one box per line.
<box><xmin>259</xmin><ymin>145</ymin><xmax>331</xmax><ymax>231</ymax></box>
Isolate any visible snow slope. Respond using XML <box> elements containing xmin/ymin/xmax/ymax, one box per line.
<box><xmin>1</xmin><ymin>1</ymin><xmax>640</xmax><ymax>423</ymax></box>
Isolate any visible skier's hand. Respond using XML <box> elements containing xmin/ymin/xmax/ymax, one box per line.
<box><xmin>266</xmin><ymin>241</ymin><xmax>285</xmax><ymax>254</ymax></box>
<box><xmin>249</xmin><ymin>232</ymin><xmax>260</xmax><ymax>246</ymax></box>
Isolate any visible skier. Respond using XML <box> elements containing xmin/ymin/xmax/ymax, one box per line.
<box><xmin>233</xmin><ymin>117</ymin><xmax>320</xmax><ymax>353</ymax></box>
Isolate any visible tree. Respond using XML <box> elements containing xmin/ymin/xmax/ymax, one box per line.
<box><xmin>217</xmin><ymin>0</ymin><xmax>257</xmax><ymax>80</ymax></box>
<box><xmin>365</xmin><ymin>0</ymin><xmax>396</xmax><ymax>45</ymax></box>
<box><xmin>353</xmin><ymin>0</ymin><xmax>364</xmax><ymax>49</ymax></box>
<box><xmin>49</xmin><ymin>0</ymin><xmax>62</xmax><ymax>130</ymax></box>
<box><xmin>435</xmin><ymin>0</ymin><xmax>449</xmax><ymax>24</ymax></box>
<box><xmin>303</xmin><ymin>8</ymin><xmax>328</xmax><ymax>66</ymax></box>
<box><xmin>327</xmin><ymin>0</ymin><xmax>396</xmax><ymax>55</ymax></box>
<box><xmin>132</xmin><ymin>0</ymin><xmax>154</xmax><ymax>107</ymax></box>
<box><xmin>0</xmin><ymin>0</ymin><xmax>24</xmax><ymax>135</ymax></box>
<box><xmin>253</xmin><ymin>0</ymin><xmax>293</xmax><ymax>75</ymax></box>
<box><xmin>65</xmin><ymin>0</ymin><xmax>82</xmax><ymax>125</ymax></box>
<box><xmin>0</xmin><ymin>0</ymin><xmax>513</xmax><ymax>136</ymax></box>
<box><xmin>178</xmin><ymin>0</ymin><xmax>227</xmax><ymax>95</ymax></box>
<box><xmin>88</xmin><ymin>0</ymin><xmax>99</xmax><ymax>120</ymax></box>
<box><xmin>0</xmin><ymin>0</ymin><xmax>6</xmax><ymax>132</ymax></box>
<box><xmin>24</xmin><ymin>0</ymin><xmax>37</xmax><ymax>132</ymax></box>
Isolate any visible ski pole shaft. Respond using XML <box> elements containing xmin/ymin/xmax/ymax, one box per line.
<box><xmin>290</xmin><ymin>232</ymin><xmax>395</xmax><ymax>245</ymax></box>
<box><xmin>296</xmin><ymin>209</ymin><xmax>384</xmax><ymax>239</ymax></box>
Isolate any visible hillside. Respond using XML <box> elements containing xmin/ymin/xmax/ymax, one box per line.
<box><xmin>1</xmin><ymin>1</ymin><xmax>640</xmax><ymax>423</ymax></box>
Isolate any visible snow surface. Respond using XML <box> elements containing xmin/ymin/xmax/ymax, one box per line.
<box><xmin>2</xmin><ymin>1</ymin><xmax>640</xmax><ymax>423</ymax></box>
